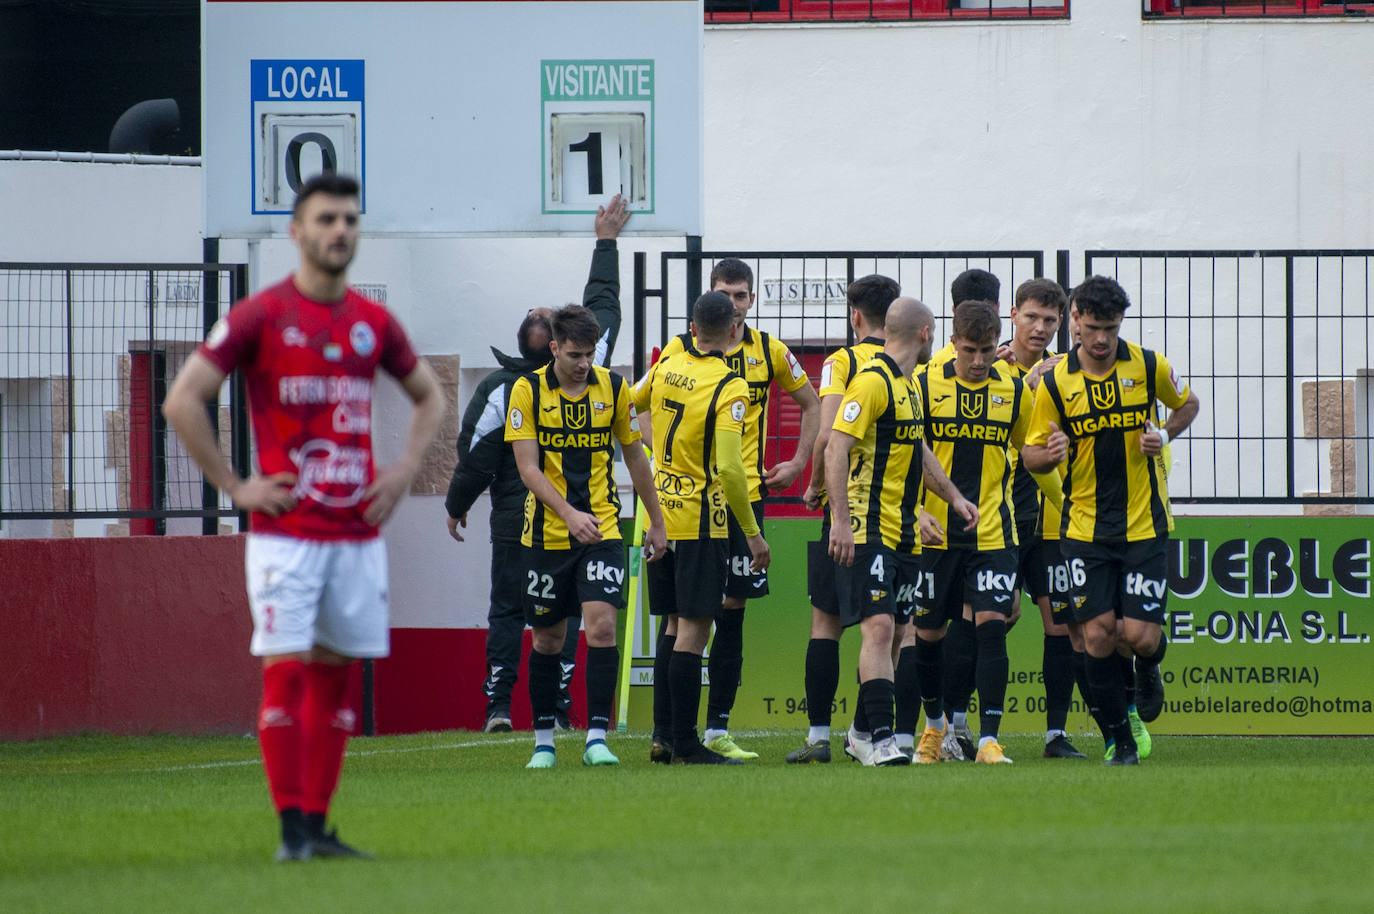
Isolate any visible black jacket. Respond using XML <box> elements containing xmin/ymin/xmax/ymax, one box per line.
<box><xmin>444</xmin><ymin>239</ymin><xmax>623</xmax><ymax>544</ymax></box>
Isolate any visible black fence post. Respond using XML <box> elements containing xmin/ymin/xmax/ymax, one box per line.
<box><xmin>202</xmin><ymin>240</ymin><xmax>220</xmax><ymax>535</ymax></box>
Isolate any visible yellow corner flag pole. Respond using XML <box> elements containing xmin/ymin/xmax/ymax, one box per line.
<box><xmin>617</xmin><ymin>443</ymin><xmax>654</xmax><ymax>732</ymax></box>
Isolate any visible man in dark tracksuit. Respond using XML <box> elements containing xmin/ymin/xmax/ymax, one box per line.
<box><xmin>445</xmin><ymin>195</ymin><xmax>630</xmax><ymax>731</ymax></box>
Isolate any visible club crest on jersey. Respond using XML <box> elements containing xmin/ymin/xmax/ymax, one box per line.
<box><xmin>593</xmin><ymin>400</ymin><xmax>609</xmax><ymax>414</ymax></box>
<box><xmin>842</xmin><ymin>401</ymin><xmax>861</xmax><ymax>423</ymax></box>
<box><xmin>990</xmin><ymin>394</ymin><xmax>1005</xmax><ymax>406</ymax></box>
<box><xmin>349</xmin><ymin>321</ymin><xmax>376</xmax><ymax>357</ymax></box>
<box><xmin>1089</xmin><ymin>380</ymin><xmax>1117</xmax><ymax>410</ymax></box>
<box><xmin>282</xmin><ymin>326</ymin><xmax>307</xmax><ymax>347</ymax></box>
<box><xmin>731</xmin><ymin>399</ymin><xmax>747</xmax><ymax>422</ymax></box>
<box><xmin>959</xmin><ymin>391</ymin><xmax>984</xmax><ymax>419</ymax></box>
<box><xmin>564</xmin><ymin>402</ymin><xmax>588</xmax><ymax>429</ymax></box>
<box><xmin>1121</xmin><ymin>378</ymin><xmax>1137</xmax><ymax>390</ymax></box>
<box><xmin>509</xmin><ymin>408</ymin><xmax>524</xmax><ymax>430</ymax></box>
<box><xmin>324</xmin><ymin>343</ymin><xmax>343</xmax><ymax>361</ymax></box>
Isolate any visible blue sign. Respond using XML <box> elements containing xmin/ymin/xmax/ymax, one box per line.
<box><xmin>250</xmin><ymin>60</ymin><xmax>364</xmax><ymax>102</ymax></box>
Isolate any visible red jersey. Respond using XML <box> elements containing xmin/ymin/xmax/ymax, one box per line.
<box><xmin>198</xmin><ymin>276</ymin><xmax>419</xmax><ymax>541</ymax></box>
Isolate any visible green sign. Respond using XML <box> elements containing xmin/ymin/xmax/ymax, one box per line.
<box><xmin>621</xmin><ymin>515</ymin><xmax>1373</xmax><ymax>737</ymax></box>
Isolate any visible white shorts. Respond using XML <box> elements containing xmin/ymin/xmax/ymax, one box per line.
<box><xmin>245</xmin><ymin>533</ymin><xmax>391</xmax><ymax>658</ymax></box>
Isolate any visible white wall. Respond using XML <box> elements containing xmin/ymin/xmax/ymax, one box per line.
<box><xmin>700</xmin><ymin>6</ymin><xmax>1374</xmax><ymax>252</ymax></box>
<box><xmin>2</xmin><ymin>6</ymin><xmax>1371</xmax><ymax>623</ymax></box>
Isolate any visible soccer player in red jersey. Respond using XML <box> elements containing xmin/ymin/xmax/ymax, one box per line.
<box><xmin>163</xmin><ymin>174</ymin><xmax>445</xmax><ymax>861</ymax></box>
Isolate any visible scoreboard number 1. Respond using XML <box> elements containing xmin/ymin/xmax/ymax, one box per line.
<box><xmin>542</xmin><ymin>59</ymin><xmax>655</xmax><ymax>215</ymax></box>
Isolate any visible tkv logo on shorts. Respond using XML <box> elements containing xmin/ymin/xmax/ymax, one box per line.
<box><xmin>976</xmin><ymin>570</ymin><xmax>1015</xmax><ymax>592</ymax></box>
<box><xmin>563</xmin><ymin>401</ymin><xmax>588</xmax><ymax>429</ymax></box>
<box><xmin>1125</xmin><ymin>572</ymin><xmax>1166</xmax><ymax>598</ymax></box>
<box><xmin>1089</xmin><ymin>379</ymin><xmax>1117</xmax><ymax>410</ymax></box>
<box><xmin>585</xmin><ymin>560</ymin><xmax>623</xmax><ymax>584</ymax></box>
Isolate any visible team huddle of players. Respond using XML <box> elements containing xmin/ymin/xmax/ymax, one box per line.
<box><xmin>505</xmin><ymin>259</ymin><xmax>1199</xmax><ymax>768</ymax></box>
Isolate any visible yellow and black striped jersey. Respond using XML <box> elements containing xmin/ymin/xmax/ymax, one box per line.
<box><xmin>1002</xmin><ymin>347</ymin><xmax>1054</xmax><ymax>533</ymax></box>
<box><xmin>505</xmin><ymin>363</ymin><xmax>639</xmax><ymax>549</ymax></box>
<box><xmin>927</xmin><ymin>341</ymin><xmax>956</xmax><ymax>369</ymax></box>
<box><xmin>831</xmin><ymin>353</ymin><xmax>925</xmax><ymax>553</ymax></box>
<box><xmin>1026</xmin><ymin>339</ymin><xmax>1190</xmax><ymax>544</ymax></box>
<box><xmin>658</xmin><ymin>325</ymin><xmax>809</xmax><ymax>502</ymax></box>
<box><xmin>632</xmin><ymin>344</ymin><xmax>750</xmax><ymax>540</ymax></box>
<box><xmin>817</xmin><ymin>336</ymin><xmax>886</xmax><ymax>399</ymax></box>
<box><xmin>916</xmin><ymin>359</ymin><xmax>1033</xmax><ymax>551</ymax></box>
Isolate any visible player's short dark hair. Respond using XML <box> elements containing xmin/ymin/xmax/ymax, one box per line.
<box><xmin>1014</xmin><ymin>278</ymin><xmax>1068</xmax><ymax>316</ymax></box>
<box><xmin>951</xmin><ymin>269</ymin><xmax>1000</xmax><ymax>306</ymax></box>
<box><xmin>1070</xmin><ymin>275</ymin><xmax>1133</xmax><ymax>320</ymax></box>
<box><xmin>550</xmin><ymin>304</ymin><xmax>602</xmax><ymax>348</ymax></box>
<box><xmin>516</xmin><ymin>312</ymin><xmax>554</xmax><ymax>364</ymax></box>
<box><xmin>709</xmin><ymin>258</ymin><xmax>754</xmax><ymax>292</ymax></box>
<box><xmin>291</xmin><ymin>173</ymin><xmax>360</xmax><ymax>218</ymax></box>
<box><xmin>692</xmin><ymin>290</ymin><xmax>736</xmax><ymax>338</ymax></box>
<box><xmin>846</xmin><ymin>274</ymin><xmax>900</xmax><ymax>324</ymax></box>
<box><xmin>951</xmin><ymin>300</ymin><xmax>1001</xmax><ymax>345</ymax></box>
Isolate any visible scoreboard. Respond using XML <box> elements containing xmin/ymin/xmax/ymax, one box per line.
<box><xmin>203</xmin><ymin>0</ymin><xmax>702</xmax><ymax>237</ymax></box>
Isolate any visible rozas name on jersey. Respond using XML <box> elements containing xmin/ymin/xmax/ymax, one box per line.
<box><xmin>278</xmin><ymin>375</ymin><xmax>374</xmax><ymax>405</ymax></box>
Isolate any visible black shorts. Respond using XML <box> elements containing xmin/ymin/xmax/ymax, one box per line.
<box><xmin>892</xmin><ymin>552</ymin><xmax>926</xmax><ymax>627</ymax></box>
<box><xmin>1039</xmin><ymin>538</ymin><xmax>1075</xmax><ymax>627</ymax></box>
<box><xmin>1059</xmin><ymin>537</ymin><xmax>1169</xmax><ymax>626</ymax></box>
<box><xmin>1016</xmin><ymin>525</ymin><xmax>1050</xmax><ymax>602</ymax></box>
<box><xmin>914</xmin><ymin>547</ymin><xmax>1019</xmax><ymax>630</ymax></box>
<box><xmin>646</xmin><ymin>538</ymin><xmax>729</xmax><ymax>619</ymax></box>
<box><xmin>724</xmin><ymin>501</ymin><xmax>769</xmax><ymax>599</ymax></box>
<box><xmin>834</xmin><ymin>543</ymin><xmax>897</xmax><ymax>628</ymax></box>
<box><xmin>521</xmin><ymin>541</ymin><xmax>626</xmax><ymax>628</ymax></box>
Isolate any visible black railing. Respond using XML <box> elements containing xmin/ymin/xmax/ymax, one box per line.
<box><xmin>706</xmin><ymin>0</ymin><xmax>1069</xmax><ymax>24</ymax></box>
<box><xmin>1085</xmin><ymin>250</ymin><xmax>1373</xmax><ymax>506</ymax></box>
<box><xmin>0</xmin><ymin>262</ymin><xmax>250</xmax><ymax>531</ymax></box>
<box><xmin>635</xmin><ymin>248</ymin><xmax>1046</xmax><ymax>507</ymax></box>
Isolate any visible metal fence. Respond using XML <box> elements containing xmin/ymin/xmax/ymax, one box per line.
<box><xmin>634</xmin><ymin>247</ymin><xmax>1372</xmax><ymax>510</ymax></box>
<box><xmin>0</xmin><ymin>262</ymin><xmax>250</xmax><ymax>534</ymax></box>
<box><xmin>1086</xmin><ymin>250</ymin><xmax>1373</xmax><ymax>507</ymax></box>
<box><xmin>634</xmin><ymin>248</ymin><xmax>1046</xmax><ymax>509</ymax></box>
<box><xmin>706</xmin><ymin>0</ymin><xmax>1068</xmax><ymax>24</ymax></box>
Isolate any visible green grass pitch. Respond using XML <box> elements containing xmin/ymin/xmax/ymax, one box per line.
<box><xmin>2</xmin><ymin>729</ymin><xmax>1371</xmax><ymax>912</ymax></box>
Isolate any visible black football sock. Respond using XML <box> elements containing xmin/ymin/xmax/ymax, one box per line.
<box><xmin>669</xmin><ymin>649</ymin><xmax>704</xmax><ymax>756</ymax></box>
<box><xmin>705</xmin><ymin>608</ymin><xmax>744</xmax><ymax>733</ymax></box>
<box><xmin>652</xmin><ymin>630</ymin><xmax>675</xmax><ymax>742</ymax></box>
<box><xmin>527</xmin><ymin>647</ymin><xmax>561</xmax><ymax>733</ymax></box>
<box><xmin>1085</xmin><ymin>652</ymin><xmax>1133</xmax><ymax>751</ymax></box>
<box><xmin>1043</xmin><ymin>634</ymin><xmax>1075</xmax><ymax>733</ymax></box>
<box><xmin>1138</xmin><ymin>630</ymin><xmax>1168</xmax><ymax>668</ymax></box>
<box><xmin>915</xmin><ymin>637</ymin><xmax>945</xmax><ymax>722</ymax></box>
<box><xmin>584</xmin><ymin>645</ymin><xmax>618</xmax><ymax>735</ymax></box>
<box><xmin>1119</xmin><ymin>651</ymin><xmax>1137</xmax><ymax>709</ymax></box>
<box><xmin>858</xmin><ymin>678</ymin><xmax>895</xmax><ymax>744</ymax></box>
<box><xmin>804</xmin><ymin>638</ymin><xmax>841</xmax><ymax>728</ymax></box>
<box><xmin>1072</xmin><ymin>649</ymin><xmax>1110</xmax><ymax>738</ymax></box>
<box><xmin>975</xmin><ymin>619</ymin><xmax>1009</xmax><ymax>741</ymax></box>
<box><xmin>894</xmin><ymin>645</ymin><xmax>920</xmax><ymax>737</ymax></box>
<box><xmin>943</xmin><ymin>617</ymin><xmax>976</xmax><ymax>722</ymax></box>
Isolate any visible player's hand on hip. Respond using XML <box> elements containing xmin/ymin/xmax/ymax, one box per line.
<box><xmin>230</xmin><ymin>472</ymin><xmax>298</xmax><ymax>517</ymax></box>
<box><xmin>746</xmin><ymin>532</ymin><xmax>771</xmax><ymax>572</ymax></box>
<box><xmin>446</xmin><ymin>513</ymin><xmax>467</xmax><ymax>543</ymax></box>
<box><xmin>643</xmin><ymin>522</ymin><xmax>668</xmax><ymax>563</ymax></box>
<box><xmin>1046</xmin><ymin>421</ymin><xmax>1069</xmax><ymax>463</ymax></box>
<box><xmin>1139</xmin><ymin>423</ymin><xmax>1165</xmax><ymax>457</ymax></box>
<box><xmin>362</xmin><ymin>464</ymin><xmax>414</xmax><ymax>526</ymax></box>
<box><xmin>565</xmin><ymin>509</ymin><xmax>604</xmax><ymax>544</ymax></box>
<box><xmin>919</xmin><ymin>509</ymin><xmax>945</xmax><ymax>547</ymax></box>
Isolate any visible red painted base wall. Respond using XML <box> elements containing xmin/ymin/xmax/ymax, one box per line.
<box><xmin>0</xmin><ymin>536</ymin><xmax>571</xmax><ymax>740</ymax></box>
